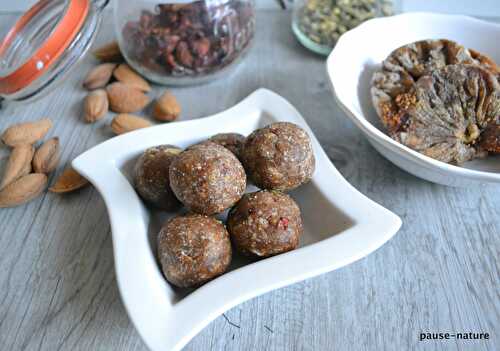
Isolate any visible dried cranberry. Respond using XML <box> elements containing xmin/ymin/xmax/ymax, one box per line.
<box><xmin>175</xmin><ymin>41</ymin><xmax>194</xmax><ymax>68</ymax></box>
<box><xmin>191</xmin><ymin>37</ymin><xmax>211</xmax><ymax>57</ymax></box>
<box><xmin>278</xmin><ymin>217</ymin><xmax>289</xmax><ymax>230</ymax></box>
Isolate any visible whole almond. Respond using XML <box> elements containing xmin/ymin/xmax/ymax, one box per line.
<box><xmin>107</xmin><ymin>82</ymin><xmax>150</xmax><ymax>113</ymax></box>
<box><xmin>84</xmin><ymin>89</ymin><xmax>109</xmax><ymax>123</ymax></box>
<box><xmin>32</xmin><ymin>137</ymin><xmax>60</xmax><ymax>174</ymax></box>
<box><xmin>93</xmin><ymin>41</ymin><xmax>123</xmax><ymax>62</ymax></box>
<box><xmin>0</xmin><ymin>144</ymin><xmax>34</xmax><ymax>189</ymax></box>
<box><xmin>0</xmin><ymin>173</ymin><xmax>47</xmax><ymax>208</ymax></box>
<box><xmin>111</xmin><ymin>114</ymin><xmax>153</xmax><ymax>135</ymax></box>
<box><xmin>153</xmin><ymin>91</ymin><xmax>181</xmax><ymax>122</ymax></box>
<box><xmin>83</xmin><ymin>63</ymin><xmax>116</xmax><ymax>90</ymax></box>
<box><xmin>1</xmin><ymin>118</ymin><xmax>52</xmax><ymax>147</ymax></box>
<box><xmin>113</xmin><ymin>64</ymin><xmax>151</xmax><ymax>92</ymax></box>
<box><xmin>49</xmin><ymin>167</ymin><xmax>89</xmax><ymax>193</ymax></box>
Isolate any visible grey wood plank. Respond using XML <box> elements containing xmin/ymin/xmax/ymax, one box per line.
<box><xmin>0</xmin><ymin>9</ymin><xmax>498</xmax><ymax>351</ymax></box>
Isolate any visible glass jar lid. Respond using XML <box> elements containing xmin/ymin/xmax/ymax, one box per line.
<box><xmin>0</xmin><ymin>0</ymin><xmax>108</xmax><ymax>105</ymax></box>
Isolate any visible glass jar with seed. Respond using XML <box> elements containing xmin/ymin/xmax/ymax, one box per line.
<box><xmin>292</xmin><ymin>0</ymin><xmax>393</xmax><ymax>55</ymax></box>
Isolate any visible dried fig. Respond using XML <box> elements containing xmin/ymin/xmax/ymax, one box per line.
<box><xmin>394</xmin><ymin>64</ymin><xmax>500</xmax><ymax>164</ymax></box>
<box><xmin>371</xmin><ymin>39</ymin><xmax>499</xmax><ymax>135</ymax></box>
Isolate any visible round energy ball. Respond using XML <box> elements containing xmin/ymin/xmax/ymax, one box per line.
<box><xmin>227</xmin><ymin>190</ymin><xmax>303</xmax><ymax>257</ymax></box>
<box><xmin>133</xmin><ymin>145</ymin><xmax>182</xmax><ymax>211</ymax></box>
<box><xmin>157</xmin><ymin>214</ymin><xmax>232</xmax><ymax>288</ymax></box>
<box><xmin>169</xmin><ymin>142</ymin><xmax>246</xmax><ymax>215</ymax></box>
<box><xmin>242</xmin><ymin>122</ymin><xmax>315</xmax><ymax>191</ymax></box>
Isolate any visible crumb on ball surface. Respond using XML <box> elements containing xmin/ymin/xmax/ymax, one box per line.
<box><xmin>157</xmin><ymin>214</ymin><xmax>232</xmax><ymax>288</ymax></box>
<box><xmin>169</xmin><ymin>142</ymin><xmax>246</xmax><ymax>215</ymax></box>
<box><xmin>227</xmin><ymin>190</ymin><xmax>303</xmax><ymax>257</ymax></box>
<box><xmin>242</xmin><ymin>122</ymin><xmax>315</xmax><ymax>191</ymax></box>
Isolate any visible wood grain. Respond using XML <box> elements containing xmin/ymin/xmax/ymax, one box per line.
<box><xmin>0</xmin><ymin>10</ymin><xmax>498</xmax><ymax>351</ymax></box>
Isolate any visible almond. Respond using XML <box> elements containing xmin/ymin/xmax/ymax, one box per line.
<box><xmin>0</xmin><ymin>173</ymin><xmax>47</xmax><ymax>208</ymax></box>
<box><xmin>0</xmin><ymin>144</ymin><xmax>34</xmax><ymax>189</ymax></box>
<box><xmin>113</xmin><ymin>64</ymin><xmax>151</xmax><ymax>92</ymax></box>
<box><xmin>1</xmin><ymin>118</ymin><xmax>52</xmax><ymax>147</ymax></box>
<box><xmin>106</xmin><ymin>82</ymin><xmax>150</xmax><ymax>113</ymax></box>
<box><xmin>153</xmin><ymin>91</ymin><xmax>181</xmax><ymax>122</ymax></box>
<box><xmin>111</xmin><ymin>114</ymin><xmax>153</xmax><ymax>135</ymax></box>
<box><xmin>83</xmin><ymin>63</ymin><xmax>117</xmax><ymax>90</ymax></box>
<box><xmin>93</xmin><ymin>41</ymin><xmax>123</xmax><ymax>62</ymax></box>
<box><xmin>84</xmin><ymin>89</ymin><xmax>109</xmax><ymax>123</ymax></box>
<box><xmin>49</xmin><ymin>167</ymin><xmax>89</xmax><ymax>193</ymax></box>
<box><xmin>32</xmin><ymin>137</ymin><xmax>60</xmax><ymax>174</ymax></box>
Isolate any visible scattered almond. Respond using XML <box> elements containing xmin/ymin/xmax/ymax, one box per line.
<box><xmin>1</xmin><ymin>118</ymin><xmax>52</xmax><ymax>147</ymax></box>
<box><xmin>0</xmin><ymin>144</ymin><xmax>34</xmax><ymax>189</ymax></box>
<box><xmin>49</xmin><ymin>167</ymin><xmax>89</xmax><ymax>193</ymax></box>
<box><xmin>32</xmin><ymin>137</ymin><xmax>60</xmax><ymax>174</ymax></box>
<box><xmin>0</xmin><ymin>173</ymin><xmax>47</xmax><ymax>208</ymax></box>
<box><xmin>84</xmin><ymin>89</ymin><xmax>109</xmax><ymax>123</ymax></box>
<box><xmin>113</xmin><ymin>64</ymin><xmax>151</xmax><ymax>92</ymax></box>
<box><xmin>93</xmin><ymin>41</ymin><xmax>123</xmax><ymax>62</ymax></box>
<box><xmin>111</xmin><ymin>114</ymin><xmax>153</xmax><ymax>135</ymax></box>
<box><xmin>107</xmin><ymin>82</ymin><xmax>150</xmax><ymax>113</ymax></box>
<box><xmin>153</xmin><ymin>91</ymin><xmax>181</xmax><ymax>122</ymax></box>
<box><xmin>83</xmin><ymin>63</ymin><xmax>116</xmax><ymax>90</ymax></box>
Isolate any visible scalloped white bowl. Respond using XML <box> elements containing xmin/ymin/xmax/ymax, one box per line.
<box><xmin>73</xmin><ymin>89</ymin><xmax>401</xmax><ymax>351</ymax></box>
<box><xmin>327</xmin><ymin>12</ymin><xmax>500</xmax><ymax>187</ymax></box>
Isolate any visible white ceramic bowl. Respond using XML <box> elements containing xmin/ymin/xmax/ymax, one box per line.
<box><xmin>73</xmin><ymin>89</ymin><xmax>401</xmax><ymax>351</ymax></box>
<box><xmin>327</xmin><ymin>12</ymin><xmax>500</xmax><ymax>187</ymax></box>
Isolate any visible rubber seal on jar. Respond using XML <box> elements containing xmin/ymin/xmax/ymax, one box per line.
<box><xmin>0</xmin><ymin>0</ymin><xmax>90</xmax><ymax>95</ymax></box>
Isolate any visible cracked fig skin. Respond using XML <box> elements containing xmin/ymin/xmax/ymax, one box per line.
<box><xmin>227</xmin><ymin>190</ymin><xmax>303</xmax><ymax>257</ymax></box>
<box><xmin>169</xmin><ymin>142</ymin><xmax>246</xmax><ymax>215</ymax></box>
<box><xmin>371</xmin><ymin>39</ymin><xmax>500</xmax><ymax>136</ymax></box>
<box><xmin>133</xmin><ymin>145</ymin><xmax>181</xmax><ymax>211</ymax></box>
<box><xmin>393</xmin><ymin>64</ymin><xmax>500</xmax><ymax>164</ymax></box>
<box><xmin>242</xmin><ymin>122</ymin><xmax>315</xmax><ymax>191</ymax></box>
<box><xmin>157</xmin><ymin>214</ymin><xmax>232</xmax><ymax>288</ymax></box>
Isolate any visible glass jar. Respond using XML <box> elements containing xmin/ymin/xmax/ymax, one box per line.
<box><xmin>114</xmin><ymin>0</ymin><xmax>256</xmax><ymax>85</ymax></box>
<box><xmin>292</xmin><ymin>0</ymin><xmax>393</xmax><ymax>55</ymax></box>
<box><xmin>0</xmin><ymin>0</ymin><xmax>255</xmax><ymax>106</ymax></box>
<box><xmin>0</xmin><ymin>0</ymin><xmax>108</xmax><ymax>105</ymax></box>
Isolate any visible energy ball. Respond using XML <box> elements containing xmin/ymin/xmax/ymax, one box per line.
<box><xmin>209</xmin><ymin>133</ymin><xmax>246</xmax><ymax>160</ymax></box>
<box><xmin>157</xmin><ymin>214</ymin><xmax>232</xmax><ymax>288</ymax></box>
<box><xmin>169</xmin><ymin>142</ymin><xmax>246</xmax><ymax>215</ymax></box>
<box><xmin>242</xmin><ymin>122</ymin><xmax>315</xmax><ymax>191</ymax></box>
<box><xmin>227</xmin><ymin>190</ymin><xmax>303</xmax><ymax>257</ymax></box>
<box><xmin>134</xmin><ymin>145</ymin><xmax>182</xmax><ymax>211</ymax></box>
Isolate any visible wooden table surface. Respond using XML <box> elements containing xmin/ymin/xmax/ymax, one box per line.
<box><xmin>0</xmin><ymin>9</ymin><xmax>498</xmax><ymax>351</ymax></box>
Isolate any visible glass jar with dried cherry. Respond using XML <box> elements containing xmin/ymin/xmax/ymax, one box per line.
<box><xmin>115</xmin><ymin>0</ymin><xmax>256</xmax><ymax>85</ymax></box>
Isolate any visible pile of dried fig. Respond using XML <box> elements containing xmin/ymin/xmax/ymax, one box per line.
<box><xmin>371</xmin><ymin>39</ymin><xmax>500</xmax><ymax>164</ymax></box>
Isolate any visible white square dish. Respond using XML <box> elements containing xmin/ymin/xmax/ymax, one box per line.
<box><xmin>327</xmin><ymin>12</ymin><xmax>500</xmax><ymax>187</ymax></box>
<box><xmin>72</xmin><ymin>89</ymin><xmax>401</xmax><ymax>351</ymax></box>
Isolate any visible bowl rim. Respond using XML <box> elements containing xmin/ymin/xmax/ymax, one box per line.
<box><xmin>327</xmin><ymin>12</ymin><xmax>500</xmax><ymax>183</ymax></box>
